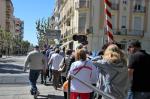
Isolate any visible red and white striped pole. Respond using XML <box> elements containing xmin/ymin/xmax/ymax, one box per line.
<box><xmin>104</xmin><ymin>0</ymin><xmax>114</xmax><ymax>43</ymax></box>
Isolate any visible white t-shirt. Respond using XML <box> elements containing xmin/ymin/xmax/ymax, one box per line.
<box><xmin>49</xmin><ymin>53</ymin><xmax>63</xmax><ymax>70</ymax></box>
<box><xmin>68</xmin><ymin>60</ymin><xmax>97</xmax><ymax>93</ymax></box>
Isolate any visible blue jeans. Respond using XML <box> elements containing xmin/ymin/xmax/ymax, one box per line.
<box><xmin>29</xmin><ymin>69</ymin><xmax>41</xmax><ymax>91</ymax></box>
<box><xmin>127</xmin><ymin>90</ymin><xmax>150</xmax><ymax>99</ymax></box>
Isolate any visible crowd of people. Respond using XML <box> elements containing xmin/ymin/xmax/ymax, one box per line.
<box><xmin>23</xmin><ymin>40</ymin><xmax>150</xmax><ymax>99</ymax></box>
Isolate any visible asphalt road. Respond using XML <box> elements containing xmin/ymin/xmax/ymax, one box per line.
<box><xmin>0</xmin><ymin>56</ymin><xmax>64</xmax><ymax>98</ymax></box>
<box><xmin>0</xmin><ymin>56</ymin><xmax>26</xmax><ymax>74</ymax></box>
<box><xmin>0</xmin><ymin>56</ymin><xmax>30</xmax><ymax>84</ymax></box>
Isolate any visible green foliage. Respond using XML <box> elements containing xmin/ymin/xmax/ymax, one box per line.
<box><xmin>35</xmin><ymin>17</ymin><xmax>53</xmax><ymax>47</ymax></box>
<box><xmin>0</xmin><ymin>28</ymin><xmax>31</xmax><ymax>55</ymax></box>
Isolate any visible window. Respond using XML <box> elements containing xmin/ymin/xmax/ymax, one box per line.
<box><xmin>122</xmin><ymin>16</ymin><xmax>126</xmax><ymax>28</ymax></box>
<box><xmin>134</xmin><ymin>17</ymin><xmax>141</xmax><ymax>30</ymax></box>
<box><xmin>112</xmin><ymin>15</ymin><xmax>115</xmax><ymax>29</ymax></box>
<box><xmin>122</xmin><ymin>0</ymin><xmax>127</xmax><ymax>4</ymax></box>
<box><xmin>133</xmin><ymin>16</ymin><xmax>142</xmax><ymax>35</ymax></box>
<box><xmin>134</xmin><ymin>0</ymin><xmax>142</xmax><ymax>10</ymax></box>
<box><xmin>79</xmin><ymin>13</ymin><xmax>86</xmax><ymax>33</ymax></box>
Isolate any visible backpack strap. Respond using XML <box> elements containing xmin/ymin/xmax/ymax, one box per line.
<box><xmin>73</xmin><ymin>61</ymin><xmax>93</xmax><ymax>78</ymax></box>
<box><xmin>74</xmin><ymin>61</ymin><xmax>87</xmax><ymax>75</ymax></box>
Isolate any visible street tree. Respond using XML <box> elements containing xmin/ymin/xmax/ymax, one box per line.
<box><xmin>0</xmin><ymin>28</ymin><xmax>13</xmax><ymax>56</ymax></box>
<box><xmin>35</xmin><ymin>18</ymin><xmax>53</xmax><ymax>48</ymax></box>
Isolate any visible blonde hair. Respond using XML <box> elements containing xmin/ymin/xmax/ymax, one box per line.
<box><xmin>103</xmin><ymin>44</ymin><xmax>126</xmax><ymax>63</ymax></box>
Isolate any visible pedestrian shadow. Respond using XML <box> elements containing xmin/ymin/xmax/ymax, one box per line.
<box><xmin>36</xmin><ymin>95</ymin><xmax>48</xmax><ymax>99</ymax></box>
<box><xmin>43</xmin><ymin>83</ymin><xmax>53</xmax><ymax>86</ymax></box>
<box><xmin>36</xmin><ymin>94</ymin><xmax>64</xmax><ymax>99</ymax></box>
<box><xmin>0</xmin><ymin>59</ymin><xmax>16</xmax><ymax>63</ymax></box>
<box><xmin>48</xmin><ymin>94</ymin><xmax>64</xmax><ymax>99</ymax></box>
<box><xmin>0</xmin><ymin>63</ymin><xmax>24</xmax><ymax>74</ymax></box>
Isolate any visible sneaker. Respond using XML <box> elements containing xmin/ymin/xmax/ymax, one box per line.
<box><xmin>30</xmin><ymin>90</ymin><xmax>34</xmax><ymax>95</ymax></box>
<box><xmin>34</xmin><ymin>91</ymin><xmax>39</xmax><ymax>99</ymax></box>
<box><xmin>35</xmin><ymin>90</ymin><xmax>40</xmax><ymax>96</ymax></box>
<box><xmin>30</xmin><ymin>90</ymin><xmax>36</xmax><ymax>95</ymax></box>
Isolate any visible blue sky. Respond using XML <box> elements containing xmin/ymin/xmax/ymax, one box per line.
<box><xmin>12</xmin><ymin>0</ymin><xmax>55</xmax><ymax>45</ymax></box>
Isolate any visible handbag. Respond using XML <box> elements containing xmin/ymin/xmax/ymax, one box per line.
<box><xmin>62</xmin><ymin>61</ymin><xmax>87</xmax><ymax>92</ymax></box>
<box><xmin>58</xmin><ymin>58</ymin><xmax>67</xmax><ymax>73</ymax></box>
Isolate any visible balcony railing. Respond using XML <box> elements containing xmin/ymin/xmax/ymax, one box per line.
<box><xmin>113</xmin><ymin>29</ymin><xmax>144</xmax><ymax>37</ymax></box>
<box><xmin>133</xmin><ymin>6</ymin><xmax>146</xmax><ymax>13</ymax></box>
<box><xmin>111</xmin><ymin>3</ymin><xmax>119</xmax><ymax>10</ymax></box>
<box><xmin>75</xmin><ymin>0</ymin><xmax>89</xmax><ymax>9</ymax></box>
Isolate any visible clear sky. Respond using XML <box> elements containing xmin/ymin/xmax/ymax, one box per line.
<box><xmin>12</xmin><ymin>0</ymin><xmax>55</xmax><ymax>45</ymax></box>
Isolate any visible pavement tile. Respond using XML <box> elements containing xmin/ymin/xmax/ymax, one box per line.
<box><xmin>0</xmin><ymin>84</ymin><xmax>64</xmax><ymax>99</ymax></box>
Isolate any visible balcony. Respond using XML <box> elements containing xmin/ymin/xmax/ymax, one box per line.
<box><xmin>75</xmin><ymin>0</ymin><xmax>89</xmax><ymax>10</ymax></box>
<box><xmin>111</xmin><ymin>3</ymin><xmax>119</xmax><ymax>10</ymax></box>
<box><xmin>113</xmin><ymin>29</ymin><xmax>144</xmax><ymax>37</ymax></box>
<box><xmin>6</xmin><ymin>12</ymin><xmax>11</xmax><ymax>17</ymax></box>
<box><xmin>133</xmin><ymin>5</ymin><xmax>146</xmax><ymax>13</ymax></box>
<box><xmin>6</xmin><ymin>6</ymin><xmax>11</xmax><ymax>11</ymax></box>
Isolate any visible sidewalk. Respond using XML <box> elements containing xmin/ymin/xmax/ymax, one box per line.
<box><xmin>0</xmin><ymin>84</ymin><xmax>64</xmax><ymax>99</ymax></box>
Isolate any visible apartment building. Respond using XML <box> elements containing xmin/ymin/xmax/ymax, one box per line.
<box><xmin>54</xmin><ymin>0</ymin><xmax>90</xmax><ymax>50</ymax></box>
<box><xmin>14</xmin><ymin>18</ymin><xmax>24</xmax><ymax>40</ymax></box>
<box><xmin>0</xmin><ymin>0</ymin><xmax>5</xmax><ymax>29</ymax></box>
<box><xmin>54</xmin><ymin>0</ymin><xmax>150</xmax><ymax>52</ymax></box>
<box><xmin>90</xmin><ymin>0</ymin><xmax>150</xmax><ymax>52</ymax></box>
<box><xmin>0</xmin><ymin>0</ymin><xmax>24</xmax><ymax>55</ymax></box>
<box><xmin>0</xmin><ymin>0</ymin><xmax>14</xmax><ymax>51</ymax></box>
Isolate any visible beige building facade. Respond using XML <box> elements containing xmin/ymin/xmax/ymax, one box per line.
<box><xmin>0</xmin><ymin>0</ymin><xmax>14</xmax><ymax>32</ymax></box>
<box><xmin>0</xmin><ymin>0</ymin><xmax>14</xmax><ymax>52</ymax></box>
<box><xmin>0</xmin><ymin>0</ymin><xmax>7</xmax><ymax>29</ymax></box>
<box><xmin>14</xmin><ymin>18</ymin><xmax>24</xmax><ymax>40</ymax></box>
<box><xmin>55</xmin><ymin>0</ymin><xmax>91</xmax><ymax>50</ymax></box>
<box><xmin>0</xmin><ymin>0</ymin><xmax>24</xmax><ymax>40</ymax></box>
<box><xmin>88</xmin><ymin>0</ymin><xmax>150</xmax><ymax>52</ymax></box>
<box><xmin>55</xmin><ymin>0</ymin><xmax>150</xmax><ymax>52</ymax></box>
<box><xmin>0</xmin><ymin>0</ymin><xmax>24</xmax><ymax>55</ymax></box>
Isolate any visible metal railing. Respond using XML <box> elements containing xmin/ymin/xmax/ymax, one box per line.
<box><xmin>112</xmin><ymin>29</ymin><xmax>144</xmax><ymax>37</ymax></box>
<box><xmin>67</xmin><ymin>74</ymin><xmax>115</xmax><ymax>99</ymax></box>
<box><xmin>133</xmin><ymin>6</ymin><xmax>146</xmax><ymax>13</ymax></box>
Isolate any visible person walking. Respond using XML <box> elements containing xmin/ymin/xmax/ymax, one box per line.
<box><xmin>59</xmin><ymin>49</ymin><xmax>72</xmax><ymax>99</ymax></box>
<box><xmin>94</xmin><ymin>44</ymin><xmax>129</xmax><ymax>99</ymax></box>
<box><xmin>127</xmin><ymin>40</ymin><xmax>150</xmax><ymax>99</ymax></box>
<box><xmin>48</xmin><ymin>48</ymin><xmax>63</xmax><ymax>90</ymax></box>
<box><xmin>24</xmin><ymin>45</ymin><xmax>47</xmax><ymax>96</ymax></box>
<box><xmin>40</xmin><ymin>46</ymin><xmax>49</xmax><ymax>85</ymax></box>
<box><xmin>67</xmin><ymin>49</ymin><xmax>98</xmax><ymax>99</ymax></box>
